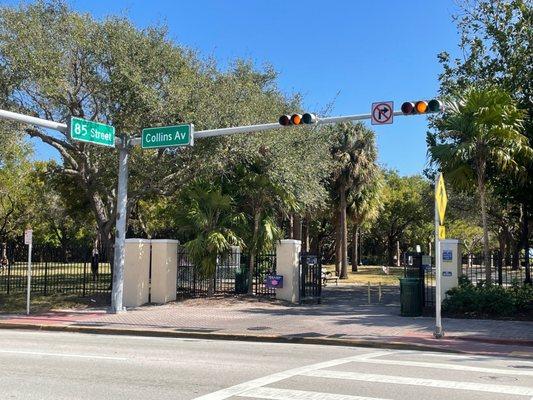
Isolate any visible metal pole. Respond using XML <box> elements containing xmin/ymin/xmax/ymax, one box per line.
<box><xmin>0</xmin><ymin>109</ymin><xmax>67</xmax><ymax>132</ymax></box>
<box><xmin>26</xmin><ymin>242</ymin><xmax>32</xmax><ymax>315</ymax></box>
<box><xmin>434</xmin><ymin>174</ymin><xmax>444</xmax><ymax>338</ymax></box>
<box><xmin>109</xmin><ymin>137</ymin><xmax>129</xmax><ymax>313</ymax></box>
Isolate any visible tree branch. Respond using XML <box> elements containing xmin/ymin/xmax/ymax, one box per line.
<box><xmin>25</xmin><ymin>127</ymin><xmax>79</xmax><ymax>169</ymax></box>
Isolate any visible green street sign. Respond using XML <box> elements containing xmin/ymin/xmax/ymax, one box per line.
<box><xmin>141</xmin><ymin>124</ymin><xmax>194</xmax><ymax>149</ymax></box>
<box><xmin>70</xmin><ymin>117</ymin><xmax>115</xmax><ymax>148</ymax></box>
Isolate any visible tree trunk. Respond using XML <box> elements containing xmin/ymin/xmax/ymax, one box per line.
<box><xmin>351</xmin><ymin>225</ymin><xmax>359</xmax><ymax>272</ymax></box>
<box><xmin>387</xmin><ymin>236</ymin><xmax>395</xmax><ymax>266</ymax></box>
<box><xmin>301</xmin><ymin>216</ymin><xmax>309</xmax><ymax>253</ymax></box>
<box><xmin>335</xmin><ymin>208</ymin><xmax>341</xmax><ymax>276</ymax></box>
<box><xmin>288</xmin><ymin>214</ymin><xmax>294</xmax><ymax>239</ymax></box>
<box><xmin>478</xmin><ymin>172</ymin><xmax>491</xmax><ymax>284</ymax></box>
<box><xmin>340</xmin><ymin>186</ymin><xmax>348</xmax><ymax>279</ymax></box>
<box><xmin>247</xmin><ymin>210</ymin><xmax>261</xmax><ymax>294</ymax></box>
<box><xmin>293</xmin><ymin>214</ymin><xmax>302</xmax><ymax>241</ymax></box>
<box><xmin>521</xmin><ymin>203</ymin><xmax>531</xmax><ymax>284</ymax></box>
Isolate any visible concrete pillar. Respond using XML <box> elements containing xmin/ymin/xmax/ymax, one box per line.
<box><xmin>275</xmin><ymin>239</ymin><xmax>301</xmax><ymax>303</ymax></box>
<box><xmin>150</xmin><ymin>239</ymin><xmax>179</xmax><ymax>304</ymax></box>
<box><xmin>440</xmin><ymin>239</ymin><xmax>462</xmax><ymax>298</ymax></box>
<box><xmin>123</xmin><ymin>239</ymin><xmax>150</xmax><ymax>308</ymax></box>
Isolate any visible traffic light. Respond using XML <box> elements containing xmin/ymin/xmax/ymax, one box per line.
<box><xmin>401</xmin><ymin>99</ymin><xmax>443</xmax><ymax>115</ymax></box>
<box><xmin>278</xmin><ymin>113</ymin><xmax>318</xmax><ymax>126</ymax></box>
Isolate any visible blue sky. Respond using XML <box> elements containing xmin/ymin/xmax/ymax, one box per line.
<box><xmin>6</xmin><ymin>0</ymin><xmax>462</xmax><ymax>175</ymax></box>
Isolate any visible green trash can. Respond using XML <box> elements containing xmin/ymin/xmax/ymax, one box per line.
<box><xmin>399</xmin><ymin>277</ymin><xmax>423</xmax><ymax>317</ymax></box>
<box><xmin>235</xmin><ymin>268</ymin><xmax>248</xmax><ymax>294</ymax></box>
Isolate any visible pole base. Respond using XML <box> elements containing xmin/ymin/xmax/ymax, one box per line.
<box><xmin>107</xmin><ymin>306</ymin><xmax>127</xmax><ymax>314</ymax></box>
<box><xmin>434</xmin><ymin>327</ymin><xmax>444</xmax><ymax>339</ymax></box>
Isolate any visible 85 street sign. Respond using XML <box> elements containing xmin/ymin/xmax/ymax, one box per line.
<box><xmin>70</xmin><ymin>117</ymin><xmax>115</xmax><ymax>148</ymax></box>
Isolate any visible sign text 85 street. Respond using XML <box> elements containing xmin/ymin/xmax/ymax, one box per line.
<box><xmin>70</xmin><ymin>117</ymin><xmax>115</xmax><ymax>148</ymax></box>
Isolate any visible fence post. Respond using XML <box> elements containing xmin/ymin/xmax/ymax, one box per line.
<box><xmin>497</xmin><ymin>251</ymin><xmax>503</xmax><ymax>286</ymax></box>
<box><xmin>44</xmin><ymin>260</ymin><xmax>48</xmax><ymax>295</ymax></box>
<box><xmin>7</xmin><ymin>259</ymin><xmax>10</xmax><ymax>295</ymax></box>
<box><xmin>82</xmin><ymin>260</ymin><xmax>86</xmax><ymax>297</ymax></box>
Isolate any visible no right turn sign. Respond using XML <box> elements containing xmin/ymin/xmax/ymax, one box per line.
<box><xmin>371</xmin><ymin>101</ymin><xmax>394</xmax><ymax>125</ymax></box>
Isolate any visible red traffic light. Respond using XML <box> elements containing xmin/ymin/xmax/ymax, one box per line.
<box><xmin>401</xmin><ymin>102</ymin><xmax>415</xmax><ymax>114</ymax></box>
<box><xmin>279</xmin><ymin>115</ymin><xmax>291</xmax><ymax>126</ymax></box>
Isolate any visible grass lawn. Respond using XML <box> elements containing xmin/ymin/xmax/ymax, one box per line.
<box><xmin>323</xmin><ymin>265</ymin><xmax>404</xmax><ymax>285</ymax></box>
<box><xmin>0</xmin><ymin>292</ymin><xmax>109</xmax><ymax>314</ymax></box>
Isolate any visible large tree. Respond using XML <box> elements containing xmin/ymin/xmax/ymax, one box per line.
<box><xmin>0</xmin><ymin>1</ymin><xmax>315</xmax><ymax>263</ymax></box>
<box><xmin>438</xmin><ymin>0</ymin><xmax>533</xmax><ymax>282</ymax></box>
<box><xmin>329</xmin><ymin>122</ymin><xmax>380</xmax><ymax>278</ymax></box>
<box><xmin>428</xmin><ymin>87</ymin><xmax>531</xmax><ymax>283</ymax></box>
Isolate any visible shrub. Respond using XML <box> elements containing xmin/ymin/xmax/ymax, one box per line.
<box><xmin>442</xmin><ymin>276</ymin><xmax>533</xmax><ymax>318</ymax></box>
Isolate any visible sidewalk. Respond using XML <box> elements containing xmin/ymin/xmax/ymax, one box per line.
<box><xmin>1</xmin><ymin>284</ymin><xmax>532</xmax><ymax>358</ymax></box>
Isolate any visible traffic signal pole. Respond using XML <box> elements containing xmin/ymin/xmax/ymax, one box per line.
<box><xmin>0</xmin><ymin>106</ymin><xmax>437</xmax><ymax>314</ymax></box>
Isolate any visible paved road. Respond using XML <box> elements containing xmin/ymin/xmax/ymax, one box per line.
<box><xmin>0</xmin><ymin>330</ymin><xmax>532</xmax><ymax>400</ymax></box>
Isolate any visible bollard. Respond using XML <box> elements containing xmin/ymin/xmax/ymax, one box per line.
<box><xmin>367</xmin><ymin>281</ymin><xmax>371</xmax><ymax>304</ymax></box>
<box><xmin>378</xmin><ymin>281</ymin><xmax>382</xmax><ymax>303</ymax></box>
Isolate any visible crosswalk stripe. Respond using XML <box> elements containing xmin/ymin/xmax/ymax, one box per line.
<box><xmin>301</xmin><ymin>370</ymin><xmax>533</xmax><ymax>396</ymax></box>
<box><xmin>351</xmin><ymin>357</ymin><xmax>533</xmax><ymax>376</ymax></box>
<box><xmin>238</xmin><ymin>387</ymin><xmax>390</xmax><ymax>400</ymax></box>
<box><xmin>192</xmin><ymin>352</ymin><xmax>389</xmax><ymax>400</ymax></box>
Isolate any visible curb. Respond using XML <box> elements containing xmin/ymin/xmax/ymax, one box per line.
<box><xmin>449</xmin><ymin>335</ymin><xmax>533</xmax><ymax>347</ymax></box>
<box><xmin>0</xmin><ymin>322</ymin><xmax>462</xmax><ymax>354</ymax></box>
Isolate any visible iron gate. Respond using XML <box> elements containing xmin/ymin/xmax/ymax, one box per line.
<box><xmin>299</xmin><ymin>252</ymin><xmax>321</xmax><ymax>303</ymax></box>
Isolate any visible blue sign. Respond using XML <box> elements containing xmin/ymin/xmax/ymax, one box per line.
<box><xmin>442</xmin><ymin>250</ymin><xmax>453</xmax><ymax>262</ymax></box>
<box><xmin>442</xmin><ymin>271</ymin><xmax>453</xmax><ymax>277</ymax></box>
<box><xmin>265</xmin><ymin>275</ymin><xmax>283</xmax><ymax>289</ymax></box>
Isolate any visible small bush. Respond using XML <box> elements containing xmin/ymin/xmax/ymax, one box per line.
<box><xmin>442</xmin><ymin>276</ymin><xmax>533</xmax><ymax>318</ymax></box>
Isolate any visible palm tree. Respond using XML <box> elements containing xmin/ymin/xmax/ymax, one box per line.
<box><xmin>429</xmin><ymin>87</ymin><xmax>531</xmax><ymax>283</ymax></box>
<box><xmin>175</xmin><ymin>181</ymin><xmax>244</xmax><ymax>296</ymax></box>
<box><xmin>330</xmin><ymin>122</ymin><xmax>380</xmax><ymax>279</ymax></box>
<box><xmin>226</xmin><ymin>158</ymin><xmax>291</xmax><ymax>294</ymax></box>
<box><xmin>347</xmin><ymin>172</ymin><xmax>383</xmax><ymax>272</ymax></box>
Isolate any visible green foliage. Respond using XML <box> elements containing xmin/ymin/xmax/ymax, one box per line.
<box><xmin>173</xmin><ymin>181</ymin><xmax>244</xmax><ymax>289</ymax></box>
<box><xmin>0</xmin><ymin>1</ymin><xmax>332</xmax><ymax>252</ymax></box>
<box><xmin>443</xmin><ymin>276</ymin><xmax>533</xmax><ymax>317</ymax></box>
<box><xmin>367</xmin><ymin>171</ymin><xmax>432</xmax><ymax>264</ymax></box>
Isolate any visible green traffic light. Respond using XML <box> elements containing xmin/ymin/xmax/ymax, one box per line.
<box><xmin>428</xmin><ymin>99</ymin><xmax>443</xmax><ymax>112</ymax></box>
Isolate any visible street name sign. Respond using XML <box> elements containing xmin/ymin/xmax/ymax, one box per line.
<box><xmin>371</xmin><ymin>101</ymin><xmax>394</xmax><ymax>125</ymax></box>
<box><xmin>141</xmin><ymin>124</ymin><xmax>193</xmax><ymax>149</ymax></box>
<box><xmin>70</xmin><ymin>117</ymin><xmax>115</xmax><ymax>148</ymax></box>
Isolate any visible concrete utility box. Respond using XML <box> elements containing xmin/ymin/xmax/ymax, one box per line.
<box><xmin>440</xmin><ymin>239</ymin><xmax>462</xmax><ymax>298</ymax></box>
<box><xmin>275</xmin><ymin>239</ymin><xmax>301</xmax><ymax>304</ymax></box>
<box><xmin>123</xmin><ymin>239</ymin><xmax>151</xmax><ymax>307</ymax></box>
<box><xmin>150</xmin><ymin>239</ymin><xmax>179</xmax><ymax>304</ymax></box>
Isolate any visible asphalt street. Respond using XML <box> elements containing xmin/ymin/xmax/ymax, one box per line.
<box><xmin>0</xmin><ymin>330</ymin><xmax>533</xmax><ymax>400</ymax></box>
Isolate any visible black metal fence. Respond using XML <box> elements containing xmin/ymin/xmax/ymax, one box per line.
<box><xmin>176</xmin><ymin>247</ymin><xmax>277</xmax><ymax>297</ymax></box>
<box><xmin>0</xmin><ymin>242</ymin><xmax>111</xmax><ymax>297</ymax></box>
<box><xmin>424</xmin><ymin>253</ymin><xmax>531</xmax><ymax>307</ymax></box>
<box><xmin>299</xmin><ymin>252</ymin><xmax>322</xmax><ymax>303</ymax></box>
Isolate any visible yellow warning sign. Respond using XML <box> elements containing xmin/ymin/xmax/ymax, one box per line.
<box><xmin>435</xmin><ymin>173</ymin><xmax>448</xmax><ymax>225</ymax></box>
<box><xmin>439</xmin><ymin>225</ymin><xmax>446</xmax><ymax>240</ymax></box>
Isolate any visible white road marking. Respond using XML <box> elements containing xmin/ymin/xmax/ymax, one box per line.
<box><xmin>192</xmin><ymin>351</ymin><xmax>389</xmax><ymax>400</ymax></box>
<box><xmin>301</xmin><ymin>370</ymin><xmax>533</xmax><ymax>396</ymax></box>
<box><xmin>351</xmin><ymin>357</ymin><xmax>533</xmax><ymax>376</ymax></box>
<box><xmin>238</xmin><ymin>387</ymin><xmax>390</xmax><ymax>400</ymax></box>
<box><xmin>0</xmin><ymin>349</ymin><xmax>128</xmax><ymax>361</ymax></box>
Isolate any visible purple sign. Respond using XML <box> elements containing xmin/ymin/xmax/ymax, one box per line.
<box><xmin>265</xmin><ymin>275</ymin><xmax>283</xmax><ymax>289</ymax></box>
